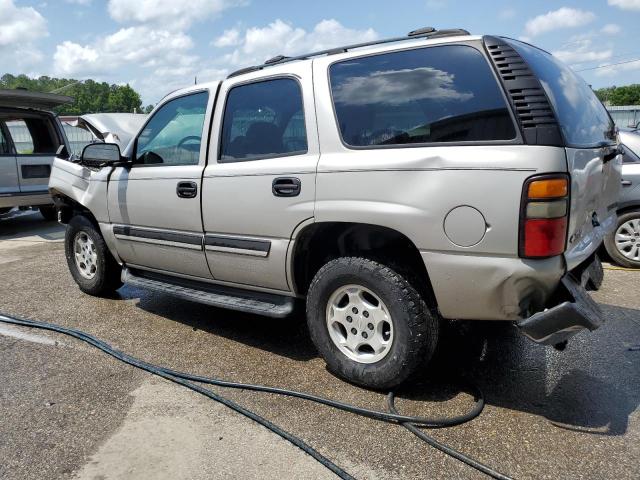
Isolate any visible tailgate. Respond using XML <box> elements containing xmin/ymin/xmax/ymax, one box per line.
<box><xmin>565</xmin><ymin>147</ymin><xmax>622</xmax><ymax>270</ymax></box>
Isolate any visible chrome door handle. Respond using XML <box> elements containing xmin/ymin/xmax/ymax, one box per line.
<box><xmin>621</xmin><ymin>180</ymin><xmax>632</xmax><ymax>187</ymax></box>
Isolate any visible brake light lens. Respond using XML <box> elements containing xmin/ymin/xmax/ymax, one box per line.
<box><xmin>520</xmin><ymin>176</ymin><xmax>569</xmax><ymax>258</ymax></box>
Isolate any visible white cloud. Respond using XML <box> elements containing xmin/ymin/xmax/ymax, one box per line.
<box><xmin>601</xmin><ymin>23</ymin><xmax>622</xmax><ymax>35</ymax></box>
<box><xmin>524</xmin><ymin>7</ymin><xmax>595</xmax><ymax>37</ymax></box>
<box><xmin>0</xmin><ymin>0</ymin><xmax>47</xmax><ymax>47</ymax></box>
<box><xmin>107</xmin><ymin>0</ymin><xmax>244</xmax><ymax>30</ymax></box>
<box><xmin>0</xmin><ymin>0</ymin><xmax>47</xmax><ymax>70</ymax></box>
<box><xmin>65</xmin><ymin>0</ymin><xmax>91</xmax><ymax>5</ymax></box>
<box><xmin>553</xmin><ymin>37</ymin><xmax>612</xmax><ymax>65</ymax></box>
<box><xmin>213</xmin><ymin>28</ymin><xmax>241</xmax><ymax>47</ymax></box>
<box><xmin>608</xmin><ymin>0</ymin><xmax>640</xmax><ymax>11</ymax></box>
<box><xmin>220</xmin><ymin>19</ymin><xmax>378</xmax><ymax>67</ymax></box>
<box><xmin>53</xmin><ymin>26</ymin><xmax>193</xmax><ymax>77</ymax></box>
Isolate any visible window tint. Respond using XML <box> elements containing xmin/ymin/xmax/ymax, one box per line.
<box><xmin>136</xmin><ymin>91</ymin><xmax>208</xmax><ymax>166</ymax></box>
<box><xmin>329</xmin><ymin>45</ymin><xmax>516</xmax><ymax>147</ymax></box>
<box><xmin>220</xmin><ymin>79</ymin><xmax>307</xmax><ymax>161</ymax></box>
<box><xmin>506</xmin><ymin>39</ymin><xmax>614</xmax><ymax>148</ymax></box>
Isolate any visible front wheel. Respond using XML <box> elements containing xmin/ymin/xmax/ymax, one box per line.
<box><xmin>306</xmin><ymin>257</ymin><xmax>439</xmax><ymax>390</ymax></box>
<box><xmin>65</xmin><ymin>215</ymin><xmax>123</xmax><ymax>296</ymax></box>
<box><xmin>604</xmin><ymin>211</ymin><xmax>640</xmax><ymax>269</ymax></box>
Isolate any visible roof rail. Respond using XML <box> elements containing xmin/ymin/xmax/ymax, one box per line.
<box><xmin>227</xmin><ymin>27</ymin><xmax>471</xmax><ymax>78</ymax></box>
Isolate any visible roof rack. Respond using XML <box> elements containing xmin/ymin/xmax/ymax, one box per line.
<box><xmin>227</xmin><ymin>27</ymin><xmax>471</xmax><ymax>78</ymax></box>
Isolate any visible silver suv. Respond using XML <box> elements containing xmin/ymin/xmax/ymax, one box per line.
<box><xmin>1</xmin><ymin>89</ymin><xmax>73</xmax><ymax>220</ymax></box>
<box><xmin>49</xmin><ymin>29</ymin><xmax>622</xmax><ymax>389</ymax></box>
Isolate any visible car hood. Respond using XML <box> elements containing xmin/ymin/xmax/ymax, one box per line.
<box><xmin>65</xmin><ymin>113</ymin><xmax>148</xmax><ymax>149</ymax></box>
<box><xmin>0</xmin><ymin>89</ymin><xmax>73</xmax><ymax>111</ymax></box>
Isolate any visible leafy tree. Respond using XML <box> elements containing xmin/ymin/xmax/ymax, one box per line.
<box><xmin>595</xmin><ymin>84</ymin><xmax>640</xmax><ymax>106</ymax></box>
<box><xmin>0</xmin><ymin>73</ymin><xmax>143</xmax><ymax>115</ymax></box>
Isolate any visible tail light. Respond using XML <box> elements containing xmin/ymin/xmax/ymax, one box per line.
<box><xmin>519</xmin><ymin>175</ymin><xmax>569</xmax><ymax>258</ymax></box>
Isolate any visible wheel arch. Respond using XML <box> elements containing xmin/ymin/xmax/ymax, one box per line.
<box><xmin>290</xmin><ymin>221</ymin><xmax>438</xmax><ymax>309</ymax></box>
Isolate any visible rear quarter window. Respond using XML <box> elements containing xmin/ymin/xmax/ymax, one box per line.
<box><xmin>329</xmin><ymin>44</ymin><xmax>517</xmax><ymax>147</ymax></box>
<box><xmin>506</xmin><ymin>39</ymin><xmax>614</xmax><ymax>148</ymax></box>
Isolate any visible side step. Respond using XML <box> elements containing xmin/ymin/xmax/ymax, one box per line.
<box><xmin>122</xmin><ymin>268</ymin><xmax>295</xmax><ymax>318</ymax></box>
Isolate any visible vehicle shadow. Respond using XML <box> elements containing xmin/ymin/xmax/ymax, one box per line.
<box><xmin>125</xmin><ymin>283</ymin><xmax>640</xmax><ymax>434</ymax></box>
<box><xmin>402</xmin><ymin>305</ymin><xmax>640</xmax><ymax>436</ymax></box>
<box><xmin>0</xmin><ymin>210</ymin><xmax>63</xmax><ymax>241</ymax></box>
<box><xmin>124</xmin><ymin>284</ymin><xmax>317</xmax><ymax>362</ymax></box>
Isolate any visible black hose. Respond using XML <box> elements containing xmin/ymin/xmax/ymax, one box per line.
<box><xmin>0</xmin><ymin>313</ymin><xmax>514</xmax><ymax>480</ymax></box>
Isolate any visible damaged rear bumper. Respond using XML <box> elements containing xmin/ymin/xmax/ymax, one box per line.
<box><xmin>516</xmin><ymin>273</ymin><xmax>603</xmax><ymax>346</ymax></box>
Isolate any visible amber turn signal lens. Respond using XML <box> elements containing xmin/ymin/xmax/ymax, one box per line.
<box><xmin>527</xmin><ymin>178</ymin><xmax>568</xmax><ymax>199</ymax></box>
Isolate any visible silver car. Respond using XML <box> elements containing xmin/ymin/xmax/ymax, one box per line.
<box><xmin>49</xmin><ymin>29</ymin><xmax>622</xmax><ymax>389</ymax></box>
<box><xmin>604</xmin><ymin>129</ymin><xmax>640</xmax><ymax>268</ymax></box>
<box><xmin>0</xmin><ymin>89</ymin><xmax>73</xmax><ymax>220</ymax></box>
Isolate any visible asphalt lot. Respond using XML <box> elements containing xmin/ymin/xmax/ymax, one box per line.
<box><xmin>1</xmin><ymin>210</ymin><xmax>639</xmax><ymax>480</ymax></box>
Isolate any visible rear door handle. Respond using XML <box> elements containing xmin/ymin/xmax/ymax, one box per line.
<box><xmin>621</xmin><ymin>179</ymin><xmax>632</xmax><ymax>187</ymax></box>
<box><xmin>176</xmin><ymin>181</ymin><xmax>198</xmax><ymax>198</ymax></box>
<box><xmin>272</xmin><ymin>177</ymin><xmax>301</xmax><ymax>197</ymax></box>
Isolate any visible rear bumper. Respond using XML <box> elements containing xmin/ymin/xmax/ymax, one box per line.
<box><xmin>516</xmin><ymin>269</ymin><xmax>603</xmax><ymax>346</ymax></box>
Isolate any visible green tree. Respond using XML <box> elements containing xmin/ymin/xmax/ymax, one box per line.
<box><xmin>595</xmin><ymin>84</ymin><xmax>640</xmax><ymax>106</ymax></box>
<box><xmin>0</xmin><ymin>74</ymin><xmax>144</xmax><ymax>114</ymax></box>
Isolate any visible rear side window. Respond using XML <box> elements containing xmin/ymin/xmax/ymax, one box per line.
<box><xmin>329</xmin><ymin>45</ymin><xmax>516</xmax><ymax>147</ymax></box>
<box><xmin>220</xmin><ymin>78</ymin><xmax>307</xmax><ymax>162</ymax></box>
<box><xmin>506</xmin><ymin>39</ymin><xmax>614</xmax><ymax>148</ymax></box>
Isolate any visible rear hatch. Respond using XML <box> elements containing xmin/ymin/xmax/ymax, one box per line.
<box><xmin>506</xmin><ymin>39</ymin><xmax>622</xmax><ymax>270</ymax></box>
<box><xmin>0</xmin><ymin>89</ymin><xmax>72</xmax><ymax>111</ymax></box>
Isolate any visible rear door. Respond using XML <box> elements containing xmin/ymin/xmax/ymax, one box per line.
<box><xmin>202</xmin><ymin>63</ymin><xmax>318</xmax><ymax>292</ymax></box>
<box><xmin>506</xmin><ymin>39</ymin><xmax>623</xmax><ymax>270</ymax></box>
<box><xmin>0</xmin><ymin>122</ymin><xmax>19</xmax><ymax>195</ymax></box>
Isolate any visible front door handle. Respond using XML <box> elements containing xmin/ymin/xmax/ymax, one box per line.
<box><xmin>621</xmin><ymin>179</ymin><xmax>632</xmax><ymax>187</ymax></box>
<box><xmin>176</xmin><ymin>181</ymin><xmax>198</xmax><ymax>198</ymax></box>
<box><xmin>272</xmin><ymin>177</ymin><xmax>301</xmax><ymax>197</ymax></box>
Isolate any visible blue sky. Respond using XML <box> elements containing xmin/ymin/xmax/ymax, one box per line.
<box><xmin>1</xmin><ymin>0</ymin><xmax>639</xmax><ymax>104</ymax></box>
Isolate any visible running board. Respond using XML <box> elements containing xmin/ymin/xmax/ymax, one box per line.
<box><xmin>122</xmin><ymin>268</ymin><xmax>295</xmax><ymax>318</ymax></box>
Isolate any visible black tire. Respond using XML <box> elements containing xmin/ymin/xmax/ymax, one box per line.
<box><xmin>306</xmin><ymin>257</ymin><xmax>439</xmax><ymax>390</ymax></box>
<box><xmin>39</xmin><ymin>205</ymin><xmax>57</xmax><ymax>221</ymax></box>
<box><xmin>65</xmin><ymin>215</ymin><xmax>123</xmax><ymax>295</ymax></box>
<box><xmin>604</xmin><ymin>210</ymin><xmax>640</xmax><ymax>269</ymax></box>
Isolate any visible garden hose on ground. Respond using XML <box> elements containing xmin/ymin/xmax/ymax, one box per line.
<box><xmin>0</xmin><ymin>313</ymin><xmax>514</xmax><ymax>480</ymax></box>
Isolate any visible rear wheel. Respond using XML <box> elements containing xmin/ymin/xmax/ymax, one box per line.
<box><xmin>604</xmin><ymin>211</ymin><xmax>640</xmax><ymax>269</ymax></box>
<box><xmin>39</xmin><ymin>205</ymin><xmax>57</xmax><ymax>221</ymax></box>
<box><xmin>65</xmin><ymin>215</ymin><xmax>123</xmax><ymax>295</ymax></box>
<box><xmin>306</xmin><ymin>257</ymin><xmax>439</xmax><ymax>390</ymax></box>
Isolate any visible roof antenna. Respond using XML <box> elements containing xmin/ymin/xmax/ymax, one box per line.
<box><xmin>194</xmin><ymin>76</ymin><xmax>198</xmax><ymax>85</ymax></box>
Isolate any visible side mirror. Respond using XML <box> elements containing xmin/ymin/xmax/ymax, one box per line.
<box><xmin>81</xmin><ymin>143</ymin><xmax>124</xmax><ymax>167</ymax></box>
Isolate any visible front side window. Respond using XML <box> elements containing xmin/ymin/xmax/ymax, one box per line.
<box><xmin>329</xmin><ymin>45</ymin><xmax>516</xmax><ymax>147</ymax></box>
<box><xmin>220</xmin><ymin>78</ymin><xmax>307</xmax><ymax>162</ymax></box>
<box><xmin>506</xmin><ymin>39</ymin><xmax>614</xmax><ymax>148</ymax></box>
<box><xmin>135</xmin><ymin>91</ymin><xmax>209</xmax><ymax>166</ymax></box>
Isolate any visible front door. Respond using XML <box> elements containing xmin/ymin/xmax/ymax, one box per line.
<box><xmin>202</xmin><ymin>63</ymin><xmax>318</xmax><ymax>292</ymax></box>
<box><xmin>107</xmin><ymin>90</ymin><xmax>212</xmax><ymax>278</ymax></box>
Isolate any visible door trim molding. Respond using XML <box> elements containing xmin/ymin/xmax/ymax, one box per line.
<box><xmin>204</xmin><ymin>234</ymin><xmax>271</xmax><ymax>257</ymax></box>
<box><xmin>113</xmin><ymin>225</ymin><xmax>203</xmax><ymax>250</ymax></box>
